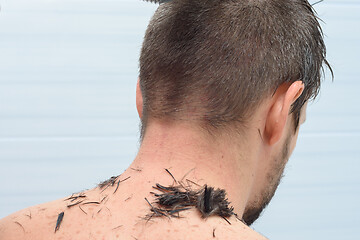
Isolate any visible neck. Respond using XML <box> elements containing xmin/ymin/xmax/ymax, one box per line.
<box><xmin>130</xmin><ymin>120</ymin><xmax>261</xmax><ymax>217</ymax></box>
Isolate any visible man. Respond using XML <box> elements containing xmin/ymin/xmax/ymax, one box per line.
<box><xmin>0</xmin><ymin>0</ymin><xmax>331</xmax><ymax>239</ymax></box>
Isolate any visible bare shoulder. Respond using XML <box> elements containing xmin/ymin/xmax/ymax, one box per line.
<box><xmin>0</xmin><ymin>185</ymin><xmax>268</xmax><ymax>240</ymax></box>
<box><xmin>0</xmin><ymin>186</ymin><xmax>128</xmax><ymax>240</ymax></box>
<box><xmin>134</xmin><ymin>211</ymin><xmax>269</xmax><ymax>240</ymax></box>
<box><xmin>0</xmin><ymin>196</ymin><xmax>76</xmax><ymax>240</ymax></box>
<box><xmin>211</xmin><ymin>220</ymin><xmax>268</xmax><ymax>240</ymax></box>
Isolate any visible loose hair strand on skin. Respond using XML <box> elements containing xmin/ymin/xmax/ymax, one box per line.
<box><xmin>142</xmin><ymin>0</ymin><xmax>172</xmax><ymax>4</ymax></box>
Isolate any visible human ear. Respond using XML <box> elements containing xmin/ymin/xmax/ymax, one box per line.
<box><xmin>264</xmin><ymin>81</ymin><xmax>304</xmax><ymax>145</ymax></box>
<box><xmin>136</xmin><ymin>78</ymin><xmax>143</xmax><ymax>119</ymax></box>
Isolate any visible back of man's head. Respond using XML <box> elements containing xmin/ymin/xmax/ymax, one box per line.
<box><xmin>139</xmin><ymin>0</ymin><xmax>330</xmax><ymax>136</ymax></box>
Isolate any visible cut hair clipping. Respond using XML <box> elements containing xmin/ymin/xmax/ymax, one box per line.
<box><xmin>311</xmin><ymin>0</ymin><xmax>324</xmax><ymax>6</ymax></box>
<box><xmin>143</xmin><ymin>0</ymin><xmax>172</xmax><ymax>4</ymax></box>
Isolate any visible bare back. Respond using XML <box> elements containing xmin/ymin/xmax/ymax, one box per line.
<box><xmin>0</xmin><ymin>170</ymin><xmax>268</xmax><ymax>240</ymax></box>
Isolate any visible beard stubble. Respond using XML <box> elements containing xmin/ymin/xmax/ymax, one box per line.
<box><xmin>242</xmin><ymin>134</ymin><xmax>292</xmax><ymax>226</ymax></box>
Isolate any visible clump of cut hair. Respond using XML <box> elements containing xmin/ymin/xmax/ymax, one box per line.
<box><xmin>139</xmin><ymin>0</ymin><xmax>332</xmax><ymax>135</ymax></box>
<box><xmin>145</xmin><ymin>183</ymin><xmax>237</xmax><ymax>224</ymax></box>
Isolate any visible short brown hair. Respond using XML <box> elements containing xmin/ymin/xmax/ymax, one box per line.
<box><xmin>139</xmin><ymin>0</ymin><xmax>331</xmax><ymax>135</ymax></box>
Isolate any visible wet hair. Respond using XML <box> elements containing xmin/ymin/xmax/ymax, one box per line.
<box><xmin>144</xmin><ymin>170</ymin><xmax>239</xmax><ymax>224</ymax></box>
<box><xmin>139</xmin><ymin>0</ymin><xmax>332</xmax><ymax>136</ymax></box>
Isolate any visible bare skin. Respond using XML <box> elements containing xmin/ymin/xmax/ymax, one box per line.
<box><xmin>0</xmin><ymin>171</ymin><xmax>266</xmax><ymax>240</ymax></box>
<box><xmin>0</xmin><ymin>81</ymin><xmax>306</xmax><ymax>239</ymax></box>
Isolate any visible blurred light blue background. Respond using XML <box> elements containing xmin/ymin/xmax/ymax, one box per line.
<box><xmin>0</xmin><ymin>0</ymin><xmax>359</xmax><ymax>239</ymax></box>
